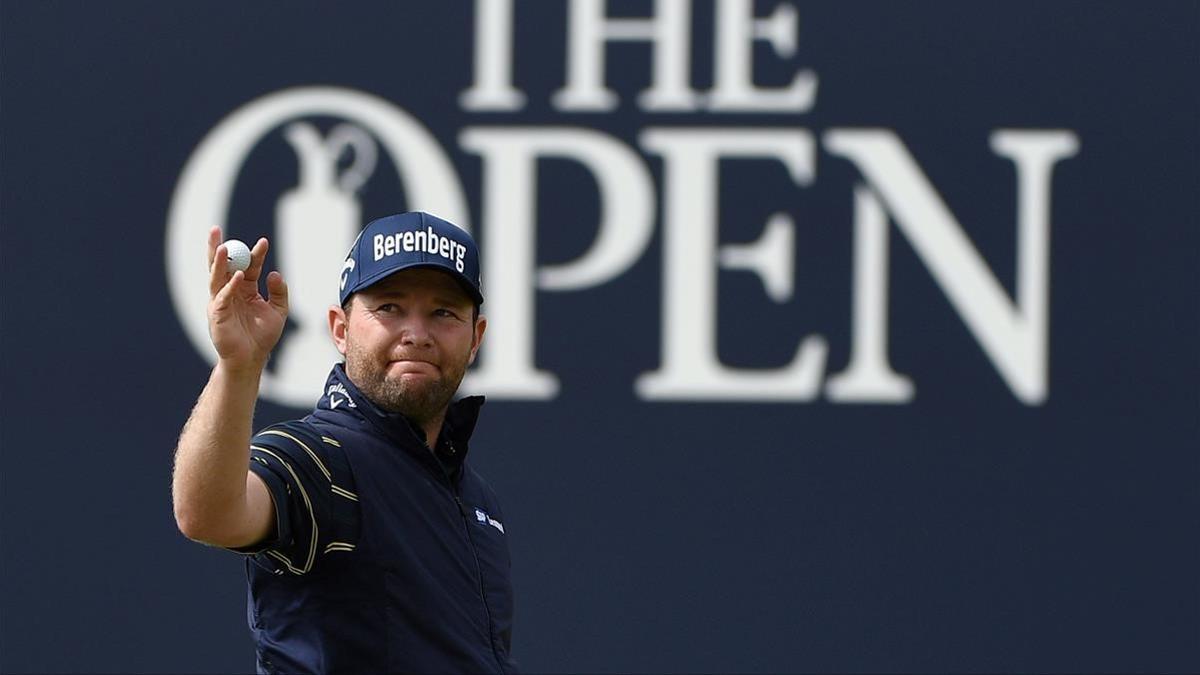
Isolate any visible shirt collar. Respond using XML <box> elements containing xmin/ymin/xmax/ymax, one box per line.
<box><xmin>314</xmin><ymin>364</ymin><xmax>485</xmax><ymax>470</ymax></box>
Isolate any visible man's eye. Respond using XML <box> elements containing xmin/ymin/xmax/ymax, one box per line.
<box><xmin>435</xmin><ymin>308</ymin><xmax>458</xmax><ymax>318</ymax></box>
<box><xmin>376</xmin><ymin>303</ymin><xmax>398</xmax><ymax>313</ymax></box>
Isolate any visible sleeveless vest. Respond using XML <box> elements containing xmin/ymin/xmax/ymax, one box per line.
<box><xmin>246</xmin><ymin>366</ymin><xmax>517</xmax><ymax>674</ymax></box>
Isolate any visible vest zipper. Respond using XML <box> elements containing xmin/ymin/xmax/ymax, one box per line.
<box><xmin>435</xmin><ymin>442</ymin><xmax>508</xmax><ymax>674</ymax></box>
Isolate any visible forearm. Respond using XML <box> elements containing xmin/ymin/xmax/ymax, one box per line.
<box><xmin>172</xmin><ymin>359</ymin><xmax>265</xmax><ymax>544</ymax></box>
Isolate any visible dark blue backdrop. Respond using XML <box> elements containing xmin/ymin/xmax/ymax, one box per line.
<box><xmin>1</xmin><ymin>1</ymin><xmax>1197</xmax><ymax>672</ymax></box>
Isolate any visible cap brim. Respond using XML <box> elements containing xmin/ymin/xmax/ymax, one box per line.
<box><xmin>350</xmin><ymin>262</ymin><xmax>483</xmax><ymax>306</ymax></box>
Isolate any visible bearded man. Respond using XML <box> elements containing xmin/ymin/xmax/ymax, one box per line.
<box><xmin>172</xmin><ymin>212</ymin><xmax>518</xmax><ymax>674</ymax></box>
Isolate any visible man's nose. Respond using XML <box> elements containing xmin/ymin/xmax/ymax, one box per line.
<box><xmin>399</xmin><ymin>316</ymin><xmax>434</xmax><ymax>347</ymax></box>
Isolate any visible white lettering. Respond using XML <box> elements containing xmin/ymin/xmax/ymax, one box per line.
<box><xmin>636</xmin><ymin>128</ymin><xmax>826</xmax><ymax>400</ymax></box>
<box><xmin>822</xmin><ymin>129</ymin><xmax>1079</xmax><ymax>404</ymax></box>
<box><xmin>717</xmin><ymin>212</ymin><xmax>795</xmax><ymax>302</ymax></box>
<box><xmin>459</xmin><ymin>126</ymin><xmax>656</xmax><ymax>398</ymax></box>
<box><xmin>367</xmin><ymin>227</ymin><xmax>467</xmax><ymax>273</ymax></box>
<box><xmin>552</xmin><ymin>0</ymin><xmax>698</xmax><ymax>111</ymax></box>
<box><xmin>824</xmin><ymin>186</ymin><xmax>913</xmax><ymax>402</ymax></box>
<box><xmin>709</xmin><ymin>0</ymin><xmax>816</xmax><ymax>111</ymax></box>
<box><xmin>460</xmin><ymin>0</ymin><xmax>526</xmax><ymax>111</ymax></box>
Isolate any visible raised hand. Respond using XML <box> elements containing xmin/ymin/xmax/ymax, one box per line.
<box><xmin>206</xmin><ymin>226</ymin><xmax>289</xmax><ymax>372</ymax></box>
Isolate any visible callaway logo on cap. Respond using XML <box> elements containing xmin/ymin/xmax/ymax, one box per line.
<box><xmin>339</xmin><ymin>212</ymin><xmax>483</xmax><ymax>306</ymax></box>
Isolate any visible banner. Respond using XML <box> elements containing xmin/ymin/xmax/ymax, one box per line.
<box><xmin>1</xmin><ymin>2</ymin><xmax>1196</xmax><ymax>672</ymax></box>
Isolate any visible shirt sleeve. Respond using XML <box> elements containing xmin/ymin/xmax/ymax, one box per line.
<box><xmin>235</xmin><ymin>423</ymin><xmax>335</xmax><ymax>575</ymax></box>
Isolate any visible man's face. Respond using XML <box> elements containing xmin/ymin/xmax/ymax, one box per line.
<box><xmin>329</xmin><ymin>268</ymin><xmax>485</xmax><ymax>425</ymax></box>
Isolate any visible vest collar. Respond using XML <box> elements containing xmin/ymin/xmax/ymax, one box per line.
<box><xmin>314</xmin><ymin>364</ymin><xmax>485</xmax><ymax>471</ymax></box>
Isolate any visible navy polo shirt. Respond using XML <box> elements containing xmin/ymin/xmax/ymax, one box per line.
<box><xmin>238</xmin><ymin>365</ymin><xmax>518</xmax><ymax>674</ymax></box>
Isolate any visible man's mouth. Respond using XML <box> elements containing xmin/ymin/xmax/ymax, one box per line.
<box><xmin>388</xmin><ymin>359</ymin><xmax>440</xmax><ymax>375</ymax></box>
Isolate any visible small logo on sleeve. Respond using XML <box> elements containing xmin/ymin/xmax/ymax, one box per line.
<box><xmin>474</xmin><ymin>508</ymin><xmax>505</xmax><ymax>534</ymax></box>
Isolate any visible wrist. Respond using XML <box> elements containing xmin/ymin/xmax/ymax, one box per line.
<box><xmin>214</xmin><ymin>356</ymin><xmax>268</xmax><ymax>382</ymax></box>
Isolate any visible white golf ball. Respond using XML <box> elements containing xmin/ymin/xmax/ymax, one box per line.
<box><xmin>224</xmin><ymin>239</ymin><xmax>251</xmax><ymax>273</ymax></box>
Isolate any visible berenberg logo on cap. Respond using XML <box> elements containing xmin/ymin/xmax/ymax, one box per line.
<box><xmin>373</xmin><ymin>225</ymin><xmax>467</xmax><ymax>273</ymax></box>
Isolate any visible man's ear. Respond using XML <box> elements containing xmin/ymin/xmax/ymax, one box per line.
<box><xmin>329</xmin><ymin>304</ymin><xmax>350</xmax><ymax>356</ymax></box>
<box><xmin>469</xmin><ymin>314</ymin><xmax>487</xmax><ymax>365</ymax></box>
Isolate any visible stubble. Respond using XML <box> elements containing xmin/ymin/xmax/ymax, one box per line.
<box><xmin>344</xmin><ymin>338</ymin><xmax>470</xmax><ymax>426</ymax></box>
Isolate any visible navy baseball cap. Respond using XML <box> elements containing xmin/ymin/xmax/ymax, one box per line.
<box><xmin>339</xmin><ymin>212</ymin><xmax>483</xmax><ymax>306</ymax></box>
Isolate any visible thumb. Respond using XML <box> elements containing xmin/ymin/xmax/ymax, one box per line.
<box><xmin>211</xmin><ymin>270</ymin><xmax>245</xmax><ymax>315</ymax></box>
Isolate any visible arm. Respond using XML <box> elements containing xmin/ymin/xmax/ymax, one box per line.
<box><xmin>172</xmin><ymin>227</ymin><xmax>289</xmax><ymax>548</ymax></box>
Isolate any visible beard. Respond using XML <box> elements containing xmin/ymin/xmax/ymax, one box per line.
<box><xmin>343</xmin><ymin>338</ymin><xmax>471</xmax><ymax>426</ymax></box>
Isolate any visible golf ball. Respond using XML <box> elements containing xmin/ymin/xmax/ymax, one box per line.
<box><xmin>224</xmin><ymin>239</ymin><xmax>252</xmax><ymax>273</ymax></box>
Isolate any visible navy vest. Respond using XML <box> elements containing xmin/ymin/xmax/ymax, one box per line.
<box><xmin>245</xmin><ymin>366</ymin><xmax>518</xmax><ymax>674</ymax></box>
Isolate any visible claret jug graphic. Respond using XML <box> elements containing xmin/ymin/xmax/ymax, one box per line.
<box><xmin>166</xmin><ymin>87</ymin><xmax>471</xmax><ymax>408</ymax></box>
<box><xmin>273</xmin><ymin>122</ymin><xmax>377</xmax><ymax>394</ymax></box>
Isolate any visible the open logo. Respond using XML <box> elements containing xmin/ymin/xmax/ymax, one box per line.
<box><xmin>166</xmin><ymin>87</ymin><xmax>472</xmax><ymax>408</ymax></box>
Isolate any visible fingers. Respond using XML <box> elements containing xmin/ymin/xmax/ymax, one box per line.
<box><xmin>208</xmin><ymin>233</ymin><xmax>277</xmax><ymax>306</ymax></box>
<box><xmin>209</xmin><ymin>242</ymin><xmax>230</xmax><ymax>298</ymax></box>
<box><xmin>266</xmin><ymin>271</ymin><xmax>289</xmax><ymax>315</ymax></box>
<box><xmin>208</xmin><ymin>232</ymin><xmax>271</xmax><ymax>297</ymax></box>
<box><xmin>206</xmin><ymin>226</ymin><xmax>221</xmax><ymax>269</ymax></box>
<box><xmin>243</xmin><ymin>237</ymin><xmax>269</xmax><ymax>282</ymax></box>
<box><xmin>211</xmin><ymin>270</ymin><xmax>244</xmax><ymax>314</ymax></box>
